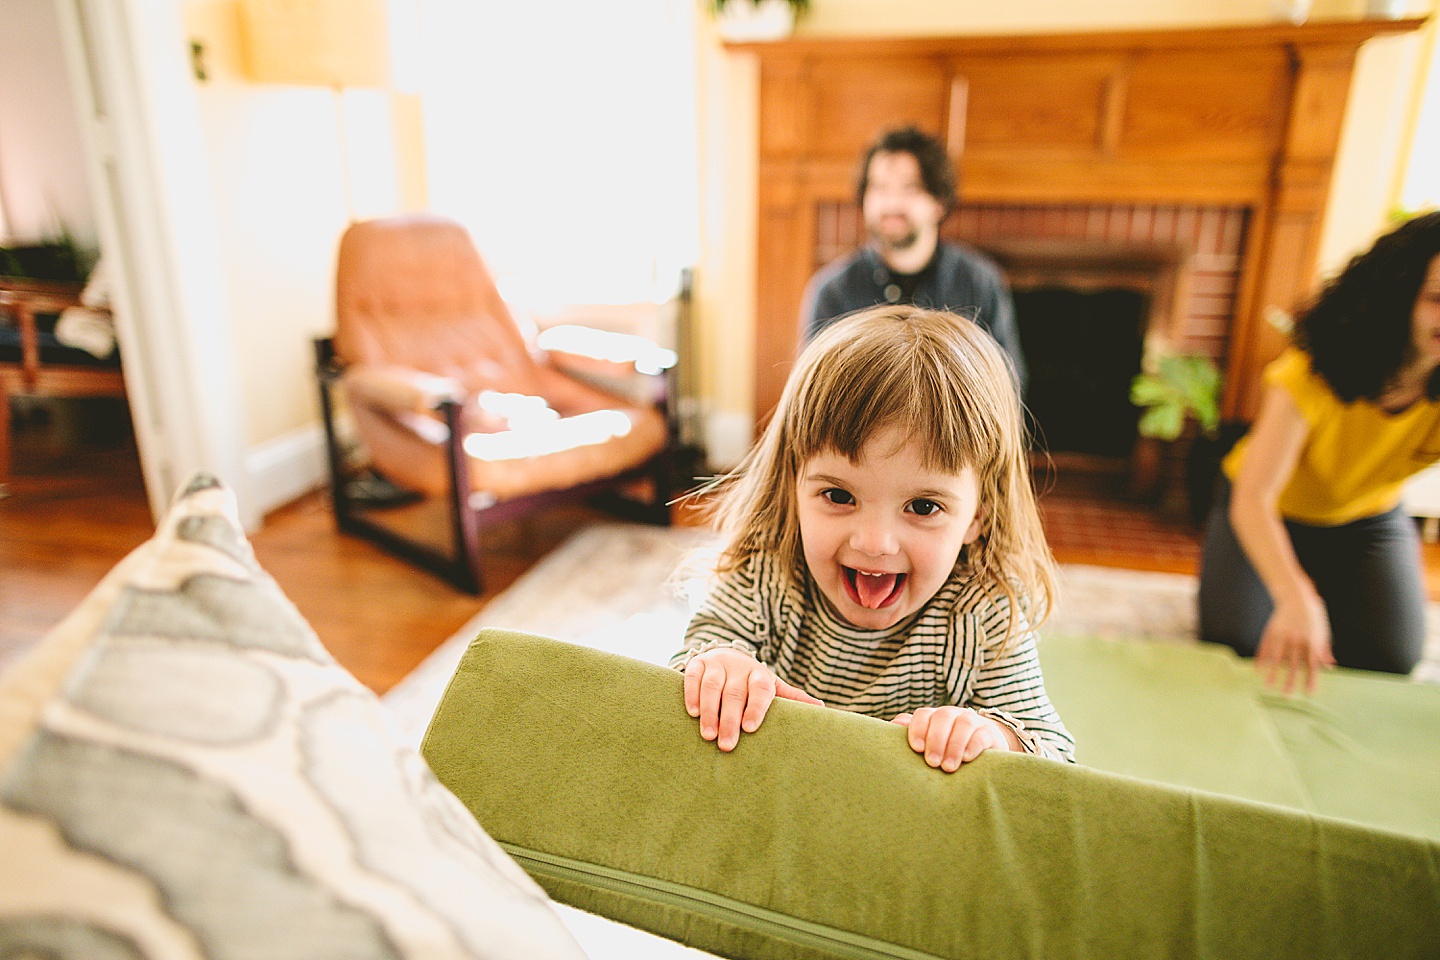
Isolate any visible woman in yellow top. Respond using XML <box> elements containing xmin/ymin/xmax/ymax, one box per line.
<box><xmin>1199</xmin><ymin>212</ymin><xmax>1440</xmax><ymax>693</ymax></box>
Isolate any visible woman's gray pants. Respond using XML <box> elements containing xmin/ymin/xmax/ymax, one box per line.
<box><xmin>1197</xmin><ymin>477</ymin><xmax>1426</xmax><ymax>675</ymax></box>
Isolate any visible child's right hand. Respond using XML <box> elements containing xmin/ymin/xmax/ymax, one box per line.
<box><xmin>682</xmin><ymin>648</ymin><xmax>823</xmax><ymax>751</ymax></box>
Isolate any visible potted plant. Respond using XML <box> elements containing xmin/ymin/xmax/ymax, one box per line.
<box><xmin>710</xmin><ymin>0</ymin><xmax>809</xmax><ymax>42</ymax></box>
<box><xmin>1129</xmin><ymin>351</ymin><xmax>1224</xmax><ymax>521</ymax></box>
<box><xmin>1131</xmin><ymin>353</ymin><xmax>1221</xmax><ymax>443</ymax></box>
<box><xmin>0</xmin><ymin>227</ymin><xmax>92</xmax><ymax>283</ymax></box>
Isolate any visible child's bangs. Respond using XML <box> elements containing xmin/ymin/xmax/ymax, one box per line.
<box><xmin>790</xmin><ymin>342</ymin><xmax>983</xmax><ymax>474</ymax></box>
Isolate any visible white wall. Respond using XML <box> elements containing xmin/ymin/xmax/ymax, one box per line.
<box><xmin>181</xmin><ymin>0</ymin><xmax>426</xmax><ymax>514</ymax></box>
<box><xmin>185</xmin><ymin>1</ymin><xmax>359</xmax><ymax>448</ymax></box>
<box><xmin>0</xmin><ymin>0</ymin><xmax>96</xmax><ymax>246</ymax></box>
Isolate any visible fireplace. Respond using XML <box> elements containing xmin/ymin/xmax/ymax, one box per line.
<box><xmin>817</xmin><ymin>201</ymin><xmax>1248</xmax><ymax>456</ymax></box>
<box><xmin>740</xmin><ymin>19</ymin><xmax>1425</xmax><ymax>428</ymax></box>
<box><xmin>1017</xmin><ymin>286</ymin><xmax>1147</xmax><ymax>457</ymax></box>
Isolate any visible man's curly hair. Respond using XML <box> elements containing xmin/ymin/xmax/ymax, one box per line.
<box><xmin>1294</xmin><ymin>211</ymin><xmax>1440</xmax><ymax>402</ymax></box>
<box><xmin>855</xmin><ymin>126</ymin><xmax>958</xmax><ymax>216</ymax></box>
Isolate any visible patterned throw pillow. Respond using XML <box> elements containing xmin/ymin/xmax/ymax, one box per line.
<box><xmin>0</xmin><ymin>474</ymin><xmax>585</xmax><ymax>960</ymax></box>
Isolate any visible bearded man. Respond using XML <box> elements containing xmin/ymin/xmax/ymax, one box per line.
<box><xmin>798</xmin><ymin>125</ymin><xmax>1027</xmax><ymax>394</ymax></box>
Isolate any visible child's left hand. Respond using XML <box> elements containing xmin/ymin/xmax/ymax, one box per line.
<box><xmin>891</xmin><ymin>706</ymin><xmax>1022</xmax><ymax>772</ymax></box>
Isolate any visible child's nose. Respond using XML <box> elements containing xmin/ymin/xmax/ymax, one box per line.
<box><xmin>849</xmin><ymin>515</ymin><xmax>898</xmax><ymax>557</ymax></box>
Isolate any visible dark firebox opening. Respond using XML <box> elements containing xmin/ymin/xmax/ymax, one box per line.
<box><xmin>1017</xmin><ymin>287</ymin><xmax>1148</xmax><ymax>458</ymax></box>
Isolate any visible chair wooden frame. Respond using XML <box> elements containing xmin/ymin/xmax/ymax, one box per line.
<box><xmin>0</xmin><ymin>277</ymin><xmax>126</xmax><ymax>491</ymax></box>
<box><xmin>314</xmin><ymin>337</ymin><xmax>675</xmax><ymax>594</ymax></box>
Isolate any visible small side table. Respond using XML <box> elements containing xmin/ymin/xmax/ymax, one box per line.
<box><xmin>0</xmin><ymin>276</ymin><xmax>126</xmax><ymax>493</ymax></box>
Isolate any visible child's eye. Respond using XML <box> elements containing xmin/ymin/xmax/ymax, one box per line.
<box><xmin>907</xmin><ymin>498</ymin><xmax>943</xmax><ymax>517</ymax></box>
<box><xmin>822</xmin><ymin>488</ymin><xmax>855</xmax><ymax>506</ymax></box>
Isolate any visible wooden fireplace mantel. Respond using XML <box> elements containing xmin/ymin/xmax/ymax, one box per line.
<box><xmin>739</xmin><ymin>17</ymin><xmax>1428</xmax><ymax>424</ymax></box>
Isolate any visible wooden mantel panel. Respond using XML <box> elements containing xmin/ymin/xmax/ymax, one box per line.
<box><xmin>1118</xmin><ymin>50</ymin><xmax>1291</xmax><ymax>163</ymax></box>
<box><xmin>768</xmin><ymin>155</ymin><xmax>1275</xmax><ymax>208</ymax></box>
<box><xmin>758</xmin><ymin>60</ymin><xmax>809</xmax><ymax>158</ymax></box>
<box><xmin>802</xmin><ymin>59</ymin><xmax>951</xmax><ymax>159</ymax></box>
<box><xmin>958</xmin><ymin>55</ymin><xmax>1121</xmax><ymax>154</ymax></box>
<box><xmin>744</xmin><ymin>19</ymin><xmax>1427</xmax><ymax>424</ymax></box>
<box><xmin>959</xmin><ymin>156</ymin><xmax>1275</xmax><ymax>206</ymax></box>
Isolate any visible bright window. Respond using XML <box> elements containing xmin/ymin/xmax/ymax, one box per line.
<box><xmin>417</xmin><ymin>1</ymin><xmax>700</xmax><ymax>311</ymax></box>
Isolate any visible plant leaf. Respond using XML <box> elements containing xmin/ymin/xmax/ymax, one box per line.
<box><xmin>1138</xmin><ymin>404</ymin><xmax>1184</xmax><ymax>441</ymax></box>
<box><xmin>1130</xmin><ymin>376</ymin><xmax>1172</xmax><ymax>406</ymax></box>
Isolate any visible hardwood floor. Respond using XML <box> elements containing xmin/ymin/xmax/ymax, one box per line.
<box><xmin>1</xmin><ymin>445</ymin><xmax>153</xmax><ymax>652</ymax></box>
<box><xmin>252</xmin><ymin>493</ymin><xmax>609</xmax><ymax>693</ymax></box>
<box><xmin>0</xmin><ymin>409</ymin><xmax>608</xmax><ymax>693</ymax></box>
<box><xmin>7</xmin><ymin>405</ymin><xmax>1440</xmax><ymax>694</ymax></box>
<box><xmin>1038</xmin><ymin>459</ymin><xmax>1203</xmax><ymax>575</ymax></box>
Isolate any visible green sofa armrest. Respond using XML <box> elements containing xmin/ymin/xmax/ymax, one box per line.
<box><xmin>422</xmin><ymin>630</ymin><xmax>1440</xmax><ymax>960</ymax></box>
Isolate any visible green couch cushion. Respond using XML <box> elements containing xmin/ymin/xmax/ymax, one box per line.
<box><xmin>1040</xmin><ymin>635</ymin><xmax>1440</xmax><ymax>841</ymax></box>
<box><xmin>421</xmin><ymin>630</ymin><xmax>1440</xmax><ymax>960</ymax></box>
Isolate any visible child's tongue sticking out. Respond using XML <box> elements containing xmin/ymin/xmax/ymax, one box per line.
<box><xmin>851</xmin><ymin>569</ymin><xmax>901</xmax><ymax>609</ymax></box>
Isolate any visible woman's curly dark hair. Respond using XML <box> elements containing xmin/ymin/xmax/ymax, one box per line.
<box><xmin>1294</xmin><ymin>211</ymin><xmax>1440</xmax><ymax>402</ymax></box>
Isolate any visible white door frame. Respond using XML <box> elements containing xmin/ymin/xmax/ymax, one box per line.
<box><xmin>51</xmin><ymin>0</ymin><xmax>255</xmax><ymax>528</ymax></box>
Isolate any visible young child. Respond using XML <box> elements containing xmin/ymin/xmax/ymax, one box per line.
<box><xmin>670</xmin><ymin>305</ymin><xmax>1074</xmax><ymax>769</ymax></box>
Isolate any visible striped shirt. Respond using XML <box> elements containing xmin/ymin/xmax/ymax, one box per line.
<box><xmin>670</xmin><ymin>551</ymin><xmax>1075</xmax><ymax>763</ymax></box>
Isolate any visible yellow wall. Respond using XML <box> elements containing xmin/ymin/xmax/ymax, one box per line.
<box><xmin>694</xmin><ymin>0</ymin><xmax>1438</xmax><ymax>447</ymax></box>
<box><xmin>694</xmin><ymin>18</ymin><xmax>760</xmax><ymax>467</ymax></box>
<box><xmin>1396</xmin><ymin>14</ymin><xmax>1440</xmax><ymax>211</ymax></box>
<box><xmin>1318</xmin><ymin>27</ymin><xmax>1428</xmax><ymax>277</ymax></box>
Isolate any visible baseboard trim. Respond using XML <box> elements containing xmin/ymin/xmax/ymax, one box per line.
<box><xmin>245</xmin><ymin>424</ymin><xmax>327</xmax><ymax>521</ymax></box>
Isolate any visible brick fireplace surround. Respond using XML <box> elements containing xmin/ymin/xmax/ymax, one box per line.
<box><xmin>817</xmin><ymin>201</ymin><xmax>1249</xmax><ymax>367</ymax></box>
<box><xmin>737</xmin><ymin>18</ymin><xmax>1427</xmax><ymax>426</ymax></box>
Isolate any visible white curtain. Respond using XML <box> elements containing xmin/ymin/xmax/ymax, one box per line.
<box><xmin>417</xmin><ymin>0</ymin><xmax>701</xmax><ymax>311</ymax></box>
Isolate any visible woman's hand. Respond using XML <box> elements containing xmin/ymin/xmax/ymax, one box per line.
<box><xmin>1255</xmin><ymin>593</ymin><xmax>1335</xmax><ymax>695</ymax></box>
<box><xmin>1228</xmin><ymin>383</ymin><xmax>1333</xmax><ymax>696</ymax></box>
<box><xmin>891</xmin><ymin>706</ymin><xmax>1021</xmax><ymax>772</ymax></box>
<box><xmin>683</xmin><ymin>648</ymin><xmax>823</xmax><ymax>751</ymax></box>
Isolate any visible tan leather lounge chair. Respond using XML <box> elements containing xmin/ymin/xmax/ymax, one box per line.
<box><xmin>315</xmin><ymin>215</ymin><xmax>673</xmax><ymax>592</ymax></box>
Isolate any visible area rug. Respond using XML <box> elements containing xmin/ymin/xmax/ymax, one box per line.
<box><xmin>382</xmin><ymin>522</ymin><xmax>1440</xmax><ymax>746</ymax></box>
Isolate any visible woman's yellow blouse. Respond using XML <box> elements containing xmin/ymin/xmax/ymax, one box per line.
<box><xmin>1223</xmin><ymin>347</ymin><xmax>1440</xmax><ymax>525</ymax></box>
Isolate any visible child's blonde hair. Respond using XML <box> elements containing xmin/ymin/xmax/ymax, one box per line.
<box><xmin>708</xmin><ymin>305</ymin><xmax>1055</xmax><ymax>646</ymax></box>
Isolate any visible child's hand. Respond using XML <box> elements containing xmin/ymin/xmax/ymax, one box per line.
<box><xmin>683</xmin><ymin>649</ymin><xmax>823</xmax><ymax>751</ymax></box>
<box><xmin>892</xmin><ymin>706</ymin><xmax>1021</xmax><ymax>772</ymax></box>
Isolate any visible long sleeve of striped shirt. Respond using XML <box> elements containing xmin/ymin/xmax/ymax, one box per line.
<box><xmin>944</xmin><ymin>586</ymin><xmax>1074</xmax><ymax>763</ymax></box>
<box><xmin>670</xmin><ymin>551</ymin><xmax>794</xmax><ymax>669</ymax></box>
<box><xmin>670</xmin><ymin>552</ymin><xmax>1075</xmax><ymax>763</ymax></box>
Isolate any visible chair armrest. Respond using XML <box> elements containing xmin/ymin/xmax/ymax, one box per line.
<box><xmin>536</xmin><ymin>325</ymin><xmax>677</xmax><ymax>377</ymax></box>
<box><xmin>342</xmin><ymin>364</ymin><xmax>465</xmax><ymax>416</ymax></box>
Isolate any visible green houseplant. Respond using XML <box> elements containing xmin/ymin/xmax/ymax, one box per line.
<box><xmin>1129</xmin><ymin>352</ymin><xmax>1224</xmax><ymax>521</ymax></box>
<box><xmin>1130</xmin><ymin>352</ymin><xmax>1221</xmax><ymax>442</ymax></box>
<box><xmin>709</xmin><ymin>0</ymin><xmax>810</xmax><ymax>13</ymax></box>
<box><xmin>0</xmin><ymin>226</ymin><xmax>95</xmax><ymax>283</ymax></box>
<box><xmin>709</xmin><ymin>0</ymin><xmax>809</xmax><ymax>42</ymax></box>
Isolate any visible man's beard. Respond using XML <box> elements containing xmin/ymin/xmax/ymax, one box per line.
<box><xmin>868</xmin><ymin>221</ymin><xmax>920</xmax><ymax>252</ymax></box>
